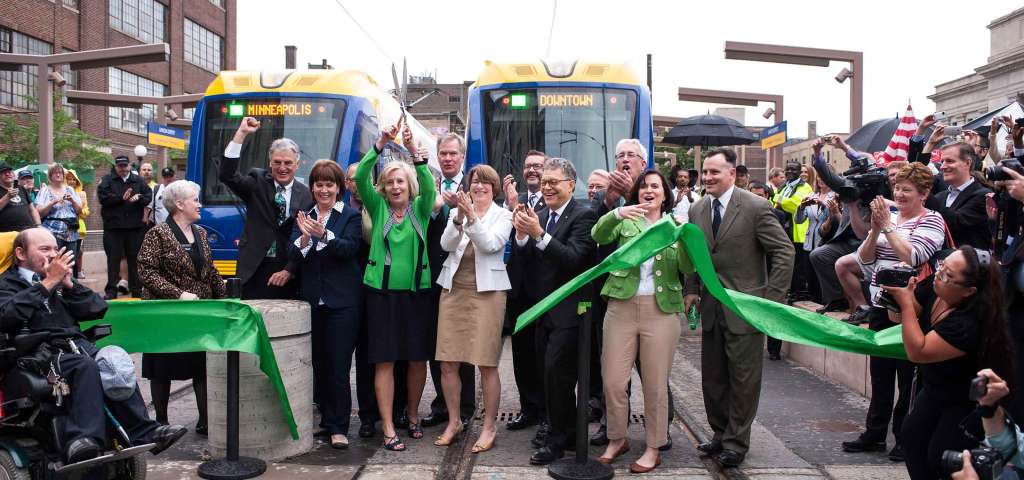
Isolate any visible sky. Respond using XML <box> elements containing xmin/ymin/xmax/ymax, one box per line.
<box><xmin>237</xmin><ymin>0</ymin><xmax>1023</xmax><ymax>138</ymax></box>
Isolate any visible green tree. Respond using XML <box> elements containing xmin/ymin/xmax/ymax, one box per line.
<box><xmin>0</xmin><ymin>96</ymin><xmax>110</xmax><ymax>183</ymax></box>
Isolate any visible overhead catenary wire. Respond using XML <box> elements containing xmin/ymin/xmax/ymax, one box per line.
<box><xmin>330</xmin><ymin>0</ymin><xmax>396</xmax><ymax>64</ymax></box>
<box><xmin>546</xmin><ymin>0</ymin><xmax>558</xmax><ymax>58</ymax></box>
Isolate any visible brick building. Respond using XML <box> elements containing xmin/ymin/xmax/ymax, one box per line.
<box><xmin>405</xmin><ymin>75</ymin><xmax>470</xmax><ymax>136</ymax></box>
<box><xmin>0</xmin><ymin>0</ymin><xmax>236</xmax><ymax>241</ymax></box>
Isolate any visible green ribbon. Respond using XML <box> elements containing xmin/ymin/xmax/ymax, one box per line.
<box><xmin>515</xmin><ymin>217</ymin><xmax>907</xmax><ymax>360</ymax></box>
<box><xmin>80</xmin><ymin>300</ymin><xmax>299</xmax><ymax>439</ymax></box>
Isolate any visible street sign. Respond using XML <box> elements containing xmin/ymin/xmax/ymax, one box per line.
<box><xmin>147</xmin><ymin>121</ymin><xmax>186</xmax><ymax>150</ymax></box>
<box><xmin>761</xmin><ymin>120</ymin><xmax>787</xmax><ymax>149</ymax></box>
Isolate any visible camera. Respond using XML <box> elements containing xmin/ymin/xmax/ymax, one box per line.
<box><xmin>945</xmin><ymin>126</ymin><xmax>962</xmax><ymax>138</ymax></box>
<box><xmin>1016</xmin><ymin>118</ymin><xmax>1024</xmax><ymax>127</ymax></box>
<box><xmin>941</xmin><ymin>447</ymin><xmax>1004</xmax><ymax>480</ymax></box>
<box><xmin>835</xmin><ymin>170</ymin><xmax>890</xmax><ymax>207</ymax></box>
<box><xmin>875</xmin><ymin>265</ymin><xmax>919</xmax><ymax>288</ymax></box>
<box><xmin>984</xmin><ymin>159</ymin><xmax>1024</xmax><ymax>182</ymax></box>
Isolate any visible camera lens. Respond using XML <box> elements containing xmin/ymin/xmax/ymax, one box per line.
<box><xmin>940</xmin><ymin>450</ymin><xmax>964</xmax><ymax>474</ymax></box>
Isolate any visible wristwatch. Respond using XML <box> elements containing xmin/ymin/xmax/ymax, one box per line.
<box><xmin>412</xmin><ymin>158</ymin><xmax>427</xmax><ymax>166</ymax></box>
<box><xmin>533</xmin><ymin>232</ymin><xmax>545</xmax><ymax>243</ymax></box>
<box><xmin>880</xmin><ymin>226</ymin><xmax>895</xmax><ymax>234</ymax></box>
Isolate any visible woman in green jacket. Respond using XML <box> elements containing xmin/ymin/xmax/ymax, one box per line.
<box><xmin>354</xmin><ymin>120</ymin><xmax>437</xmax><ymax>452</ymax></box>
<box><xmin>591</xmin><ymin>169</ymin><xmax>693</xmax><ymax>473</ymax></box>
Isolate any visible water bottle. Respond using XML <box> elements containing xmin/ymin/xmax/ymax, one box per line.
<box><xmin>688</xmin><ymin>304</ymin><xmax>699</xmax><ymax>330</ymax></box>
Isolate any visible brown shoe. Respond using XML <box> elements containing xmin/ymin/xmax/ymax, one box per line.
<box><xmin>629</xmin><ymin>453</ymin><xmax>661</xmax><ymax>474</ymax></box>
<box><xmin>596</xmin><ymin>440</ymin><xmax>630</xmax><ymax>464</ymax></box>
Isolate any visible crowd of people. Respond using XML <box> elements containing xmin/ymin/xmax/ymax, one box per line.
<box><xmin>2</xmin><ymin>110</ymin><xmax>1024</xmax><ymax>478</ymax></box>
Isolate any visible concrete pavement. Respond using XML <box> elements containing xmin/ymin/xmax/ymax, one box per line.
<box><xmin>143</xmin><ymin>333</ymin><xmax>911</xmax><ymax>479</ymax></box>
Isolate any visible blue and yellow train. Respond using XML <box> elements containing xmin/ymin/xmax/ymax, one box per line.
<box><xmin>185</xmin><ymin>70</ymin><xmax>436</xmax><ymax>276</ymax></box>
<box><xmin>465</xmin><ymin>59</ymin><xmax>654</xmax><ymax>197</ymax></box>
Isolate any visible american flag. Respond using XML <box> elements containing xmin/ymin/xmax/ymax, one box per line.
<box><xmin>876</xmin><ymin>104</ymin><xmax>916</xmax><ymax>167</ymax></box>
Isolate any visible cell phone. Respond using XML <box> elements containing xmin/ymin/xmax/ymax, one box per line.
<box><xmin>944</xmin><ymin>126</ymin><xmax>962</xmax><ymax>138</ymax></box>
<box><xmin>933</xmin><ymin>111</ymin><xmax>947</xmax><ymax>123</ymax></box>
<box><xmin>821</xmin><ymin>135</ymin><xmax>834</xmax><ymax>143</ymax></box>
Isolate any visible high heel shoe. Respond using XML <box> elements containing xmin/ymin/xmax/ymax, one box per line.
<box><xmin>433</xmin><ymin>422</ymin><xmax>464</xmax><ymax>447</ymax></box>
<box><xmin>629</xmin><ymin>453</ymin><xmax>661</xmax><ymax>473</ymax></box>
<box><xmin>471</xmin><ymin>433</ymin><xmax>496</xmax><ymax>453</ymax></box>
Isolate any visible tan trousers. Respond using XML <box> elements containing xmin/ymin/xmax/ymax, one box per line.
<box><xmin>601</xmin><ymin>296</ymin><xmax>681</xmax><ymax>448</ymax></box>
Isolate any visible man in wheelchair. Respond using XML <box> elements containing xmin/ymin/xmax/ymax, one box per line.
<box><xmin>0</xmin><ymin>228</ymin><xmax>186</xmax><ymax>465</ymax></box>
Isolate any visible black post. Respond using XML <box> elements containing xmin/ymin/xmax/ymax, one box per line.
<box><xmin>547</xmin><ymin>304</ymin><xmax>614</xmax><ymax>480</ymax></box>
<box><xmin>198</xmin><ymin>278</ymin><xmax>267</xmax><ymax>480</ymax></box>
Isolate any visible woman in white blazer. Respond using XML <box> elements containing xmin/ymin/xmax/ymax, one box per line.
<box><xmin>433</xmin><ymin>165</ymin><xmax>512</xmax><ymax>453</ymax></box>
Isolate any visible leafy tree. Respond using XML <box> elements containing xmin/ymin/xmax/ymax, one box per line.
<box><xmin>0</xmin><ymin>96</ymin><xmax>110</xmax><ymax>183</ymax></box>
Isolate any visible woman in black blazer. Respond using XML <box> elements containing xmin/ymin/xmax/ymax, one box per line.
<box><xmin>289</xmin><ymin>160</ymin><xmax>363</xmax><ymax>449</ymax></box>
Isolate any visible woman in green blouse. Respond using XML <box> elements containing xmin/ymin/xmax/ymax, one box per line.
<box><xmin>591</xmin><ymin>170</ymin><xmax>692</xmax><ymax>473</ymax></box>
<box><xmin>354</xmin><ymin>120</ymin><xmax>437</xmax><ymax>451</ymax></box>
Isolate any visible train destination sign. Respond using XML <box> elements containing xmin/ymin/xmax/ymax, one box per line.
<box><xmin>225</xmin><ymin>102</ymin><xmax>329</xmax><ymax>118</ymax></box>
<box><xmin>538</xmin><ymin>93</ymin><xmax>595</xmax><ymax>107</ymax></box>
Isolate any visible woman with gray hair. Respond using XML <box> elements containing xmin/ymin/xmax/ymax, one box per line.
<box><xmin>138</xmin><ymin>180</ymin><xmax>226</xmax><ymax>435</ymax></box>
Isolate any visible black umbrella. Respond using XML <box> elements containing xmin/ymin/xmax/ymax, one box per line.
<box><xmin>662</xmin><ymin>114</ymin><xmax>756</xmax><ymax>146</ymax></box>
<box><xmin>845</xmin><ymin>117</ymin><xmax>900</xmax><ymax>153</ymax></box>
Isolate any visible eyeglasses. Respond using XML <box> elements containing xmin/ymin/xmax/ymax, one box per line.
<box><xmin>616</xmin><ymin>152</ymin><xmax>643</xmax><ymax>160</ymax></box>
<box><xmin>540</xmin><ymin>178</ymin><xmax>572</xmax><ymax>188</ymax></box>
<box><xmin>935</xmin><ymin>259</ymin><xmax>967</xmax><ymax>286</ymax></box>
<box><xmin>524</xmin><ymin>164</ymin><xmax>544</xmax><ymax>171</ymax></box>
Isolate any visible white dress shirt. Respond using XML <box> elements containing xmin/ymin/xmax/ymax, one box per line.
<box><xmin>945</xmin><ymin>177</ymin><xmax>974</xmax><ymax>208</ymax></box>
<box><xmin>710</xmin><ymin>185</ymin><xmax>736</xmax><ymax>219</ymax></box>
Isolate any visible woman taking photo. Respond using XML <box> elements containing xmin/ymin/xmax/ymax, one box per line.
<box><xmin>591</xmin><ymin>170</ymin><xmax>692</xmax><ymax>474</ymax></box>
<box><xmin>881</xmin><ymin>246</ymin><xmax>1014</xmax><ymax>479</ymax></box>
<box><xmin>35</xmin><ymin>164</ymin><xmax>82</xmax><ymax>258</ymax></box>
<box><xmin>433</xmin><ymin>164</ymin><xmax>512</xmax><ymax>452</ymax></box>
<box><xmin>137</xmin><ymin>180</ymin><xmax>226</xmax><ymax>434</ymax></box>
<box><xmin>289</xmin><ymin>159</ymin><xmax>363</xmax><ymax>449</ymax></box>
<box><xmin>354</xmin><ymin>119</ymin><xmax>437</xmax><ymax>452</ymax></box>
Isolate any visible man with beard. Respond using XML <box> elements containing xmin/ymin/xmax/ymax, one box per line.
<box><xmin>219</xmin><ymin>117</ymin><xmax>313</xmax><ymax>299</ymax></box>
<box><xmin>503</xmin><ymin>150</ymin><xmax>549</xmax><ymax>435</ymax></box>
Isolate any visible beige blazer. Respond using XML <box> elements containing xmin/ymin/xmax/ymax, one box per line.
<box><xmin>683</xmin><ymin>187</ymin><xmax>794</xmax><ymax>334</ymax></box>
<box><xmin>437</xmin><ymin>201</ymin><xmax>513</xmax><ymax>292</ymax></box>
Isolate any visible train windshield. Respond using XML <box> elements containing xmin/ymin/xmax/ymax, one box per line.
<box><xmin>482</xmin><ymin>87</ymin><xmax>637</xmax><ymax>198</ymax></box>
<box><xmin>200</xmin><ymin>97</ymin><xmax>346</xmax><ymax>205</ymax></box>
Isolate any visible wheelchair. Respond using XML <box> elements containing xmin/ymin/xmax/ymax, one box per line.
<box><xmin>0</xmin><ymin>324</ymin><xmax>153</xmax><ymax>479</ymax></box>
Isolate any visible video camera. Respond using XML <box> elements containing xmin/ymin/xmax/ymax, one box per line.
<box><xmin>982</xmin><ymin>159</ymin><xmax>1024</xmax><ymax>260</ymax></box>
<box><xmin>873</xmin><ymin>265</ymin><xmax>918</xmax><ymax>313</ymax></box>
<box><xmin>830</xmin><ymin>156</ymin><xmax>891</xmax><ymax>207</ymax></box>
<box><xmin>941</xmin><ymin>447</ymin><xmax>1005</xmax><ymax>480</ymax></box>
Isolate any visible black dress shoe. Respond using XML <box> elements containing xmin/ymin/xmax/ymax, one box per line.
<box><xmin>395</xmin><ymin>412</ymin><xmax>409</xmax><ymax>429</ymax></box>
<box><xmin>314</xmin><ymin>429</ymin><xmax>331</xmax><ymax>438</ymax></box>
<box><xmin>768</xmin><ymin>351</ymin><xmax>782</xmax><ymax>361</ymax></box>
<box><xmin>531</xmin><ymin>422</ymin><xmax>551</xmax><ymax>448</ymax></box>
<box><xmin>717</xmin><ymin>449</ymin><xmax>744</xmax><ymax>467</ymax></box>
<box><xmin>65</xmin><ymin>437</ymin><xmax>101</xmax><ymax>464</ymax></box>
<box><xmin>696</xmin><ymin>440</ymin><xmax>722</xmax><ymax>455</ymax></box>
<box><xmin>506</xmin><ymin>413</ymin><xmax>537</xmax><ymax>431</ymax></box>
<box><xmin>888</xmin><ymin>444</ymin><xmax>904</xmax><ymax>462</ymax></box>
<box><xmin>529</xmin><ymin>446</ymin><xmax>564</xmax><ymax>465</ymax></box>
<box><xmin>358</xmin><ymin>423</ymin><xmax>375</xmax><ymax>438</ymax></box>
<box><xmin>150</xmin><ymin>425</ymin><xmax>188</xmax><ymax>455</ymax></box>
<box><xmin>589</xmin><ymin>424</ymin><xmax>609</xmax><ymax>446</ymax></box>
<box><xmin>421</xmin><ymin>412</ymin><xmax>448</xmax><ymax>428</ymax></box>
<box><xmin>194</xmin><ymin>422</ymin><xmax>208</xmax><ymax>437</ymax></box>
<box><xmin>816</xmin><ymin>299</ymin><xmax>850</xmax><ymax>314</ymax></box>
<box><xmin>658</xmin><ymin>433</ymin><xmax>673</xmax><ymax>451</ymax></box>
<box><xmin>841</xmin><ymin>435</ymin><xmax>886</xmax><ymax>453</ymax></box>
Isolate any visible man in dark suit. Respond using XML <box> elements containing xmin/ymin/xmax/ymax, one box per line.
<box><xmin>683</xmin><ymin>148</ymin><xmax>794</xmax><ymax>468</ymax></box>
<box><xmin>501</xmin><ymin>150</ymin><xmax>548</xmax><ymax>433</ymax></box>
<box><xmin>419</xmin><ymin>134</ymin><xmax>477</xmax><ymax>429</ymax></box>
<box><xmin>219</xmin><ymin>117</ymin><xmax>313</xmax><ymax>300</ymax></box>
<box><xmin>98</xmin><ymin>155</ymin><xmax>152</xmax><ymax>299</ymax></box>
<box><xmin>512</xmin><ymin>157</ymin><xmax>597</xmax><ymax>465</ymax></box>
<box><xmin>925</xmin><ymin>142</ymin><xmax>992</xmax><ymax>250</ymax></box>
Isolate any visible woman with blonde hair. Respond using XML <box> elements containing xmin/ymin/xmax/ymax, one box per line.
<box><xmin>64</xmin><ymin>169</ymin><xmax>89</xmax><ymax>279</ymax></box>
<box><xmin>353</xmin><ymin>119</ymin><xmax>437</xmax><ymax>451</ymax></box>
<box><xmin>35</xmin><ymin>163</ymin><xmax>82</xmax><ymax>261</ymax></box>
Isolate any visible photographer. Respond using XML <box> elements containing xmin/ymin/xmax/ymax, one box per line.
<box><xmin>950</xmin><ymin>369</ymin><xmax>1020</xmax><ymax>480</ymax></box>
<box><xmin>881</xmin><ymin>246</ymin><xmax>1014</xmax><ymax>480</ymax></box>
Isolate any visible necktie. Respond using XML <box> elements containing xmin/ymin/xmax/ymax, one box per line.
<box><xmin>443</xmin><ymin>178</ymin><xmax>454</xmax><ymax>192</ymax></box>
<box><xmin>712</xmin><ymin>198</ymin><xmax>722</xmax><ymax>238</ymax></box>
<box><xmin>528</xmin><ymin>193</ymin><xmax>538</xmax><ymax>209</ymax></box>
<box><xmin>275</xmin><ymin>185</ymin><xmax>287</xmax><ymax>225</ymax></box>
<box><xmin>545</xmin><ymin>211</ymin><xmax>558</xmax><ymax>234</ymax></box>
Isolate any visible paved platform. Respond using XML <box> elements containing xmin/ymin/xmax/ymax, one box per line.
<box><xmin>139</xmin><ymin>331</ymin><xmax>913</xmax><ymax>479</ymax></box>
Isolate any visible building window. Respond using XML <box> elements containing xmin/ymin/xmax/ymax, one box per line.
<box><xmin>182</xmin><ymin>107</ymin><xmax>195</xmax><ymax>120</ymax></box>
<box><xmin>63</xmin><ymin>0</ymin><xmax>80</xmax><ymax>9</ymax></box>
<box><xmin>61</xmin><ymin>63</ymin><xmax>77</xmax><ymax>120</ymax></box>
<box><xmin>184</xmin><ymin>19</ymin><xmax>223</xmax><ymax>73</ymax></box>
<box><xmin>108</xmin><ymin>68</ymin><xmax>167</xmax><ymax>135</ymax></box>
<box><xmin>448</xmin><ymin>95</ymin><xmax>460</xmax><ymax>103</ymax></box>
<box><xmin>208</xmin><ymin>0</ymin><xmax>223</xmax><ymax>6</ymax></box>
<box><xmin>0</xmin><ymin>28</ymin><xmax>53</xmax><ymax>110</ymax></box>
<box><xmin>109</xmin><ymin>0</ymin><xmax>166</xmax><ymax>44</ymax></box>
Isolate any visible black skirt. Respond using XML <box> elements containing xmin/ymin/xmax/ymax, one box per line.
<box><xmin>142</xmin><ymin>352</ymin><xmax>206</xmax><ymax>381</ymax></box>
<box><xmin>365</xmin><ymin>288</ymin><xmax>437</xmax><ymax>363</ymax></box>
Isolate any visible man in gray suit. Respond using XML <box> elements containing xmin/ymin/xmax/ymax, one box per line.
<box><xmin>683</xmin><ymin>148</ymin><xmax>794</xmax><ymax>467</ymax></box>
